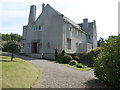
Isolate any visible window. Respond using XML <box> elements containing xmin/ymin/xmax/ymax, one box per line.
<box><xmin>39</xmin><ymin>26</ymin><xmax>41</xmax><ymax>30</ymax></box>
<box><xmin>89</xmin><ymin>35</ymin><xmax>90</xmax><ymax>39</ymax></box>
<box><xmin>47</xmin><ymin>42</ymin><xmax>50</xmax><ymax>48</ymax></box>
<box><xmin>67</xmin><ymin>38</ymin><xmax>71</xmax><ymax>49</ymax></box>
<box><xmin>33</xmin><ymin>25</ymin><xmax>41</xmax><ymax>31</ymax></box>
<box><xmin>23</xmin><ymin>43</ymin><xmax>24</xmax><ymax>47</ymax></box>
<box><xmin>36</xmin><ymin>26</ymin><xmax>38</xmax><ymax>30</ymax></box>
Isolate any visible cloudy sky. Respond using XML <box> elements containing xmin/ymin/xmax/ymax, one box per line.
<box><xmin>0</xmin><ymin>0</ymin><xmax>119</xmax><ymax>40</ymax></box>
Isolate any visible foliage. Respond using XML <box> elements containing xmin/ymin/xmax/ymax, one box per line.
<box><xmin>69</xmin><ymin>60</ymin><xmax>78</xmax><ymax>65</ymax></box>
<box><xmin>94</xmin><ymin>35</ymin><xmax>120</xmax><ymax>88</ymax></box>
<box><xmin>97</xmin><ymin>37</ymin><xmax>105</xmax><ymax>47</ymax></box>
<box><xmin>54</xmin><ymin>48</ymin><xmax>58</xmax><ymax>60</ymax></box>
<box><xmin>2</xmin><ymin>33</ymin><xmax>22</xmax><ymax>42</ymax></box>
<box><xmin>57</xmin><ymin>50</ymin><xmax>67</xmax><ymax>62</ymax></box>
<box><xmin>74</xmin><ymin>47</ymin><xmax>103</xmax><ymax>67</ymax></box>
<box><xmin>3</xmin><ymin>41</ymin><xmax>22</xmax><ymax>61</ymax></box>
<box><xmin>62</xmin><ymin>55</ymin><xmax>72</xmax><ymax>63</ymax></box>
<box><xmin>2</xmin><ymin>34</ymin><xmax>11</xmax><ymax>41</ymax></box>
<box><xmin>61</xmin><ymin>50</ymin><xmax>66</xmax><ymax>57</ymax></box>
<box><xmin>10</xmin><ymin>33</ymin><xmax>22</xmax><ymax>41</ymax></box>
<box><xmin>73</xmin><ymin>56</ymin><xmax>80</xmax><ymax>62</ymax></box>
<box><xmin>75</xmin><ymin>63</ymin><xmax>83</xmax><ymax>68</ymax></box>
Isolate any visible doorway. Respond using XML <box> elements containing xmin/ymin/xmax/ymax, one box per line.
<box><xmin>32</xmin><ymin>42</ymin><xmax>38</xmax><ymax>53</ymax></box>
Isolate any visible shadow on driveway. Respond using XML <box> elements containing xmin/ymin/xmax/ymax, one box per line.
<box><xmin>84</xmin><ymin>79</ymin><xmax>108</xmax><ymax>88</ymax></box>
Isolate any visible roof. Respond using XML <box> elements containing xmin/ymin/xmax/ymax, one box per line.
<box><xmin>35</xmin><ymin>4</ymin><xmax>87</xmax><ymax>34</ymax></box>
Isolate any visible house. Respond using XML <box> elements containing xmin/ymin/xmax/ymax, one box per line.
<box><xmin>21</xmin><ymin>4</ymin><xmax>97</xmax><ymax>59</ymax></box>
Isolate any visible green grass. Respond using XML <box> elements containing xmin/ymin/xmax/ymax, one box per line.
<box><xmin>0</xmin><ymin>55</ymin><xmax>40</xmax><ymax>88</ymax></box>
<box><xmin>45</xmin><ymin>59</ymin><xmax>92</xmax><ymax>71</ymax></box>
<box><xmin>64</xmin><ymin>64</ymin><xmax>92</xmax><ymax>71</ymax></box>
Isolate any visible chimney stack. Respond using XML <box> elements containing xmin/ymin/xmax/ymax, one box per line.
<box><xmin>28</xmin><ymin>5</ymin><xmax>36</xmax><ymax>25</ymax></box>
<box><xmin>42</xmin><ymin>3</ymin><xmax>45</xmax><ymax>12</ymax></box>
<box><xmin>83</xmin><ymin>18</ymin><xmax>88</xmax><ymax>28</ymax></box>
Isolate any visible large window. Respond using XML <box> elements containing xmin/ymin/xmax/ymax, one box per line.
<box><xmin>67</xmin><ymin>38</ymin><xmax>71</xmax><ymax>49</ymax></box>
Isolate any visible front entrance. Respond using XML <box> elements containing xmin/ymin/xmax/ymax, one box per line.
<box><xmin>32</xmin><ymin>42</ymin><xmax>38</xmax><ymax>53</ymax></box>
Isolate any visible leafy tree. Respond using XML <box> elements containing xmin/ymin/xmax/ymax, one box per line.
<box><xmin>2</xmin><ymin>34</ymin><xmax>11</xmax><ymax>41</ymax></box>
<box><xmin>94</xmin><ymin>35</ymin><xmax>120</xmax><ymax>88</ymax></box>
<box><xmin>2</xmin><ymin>33</ymin><xmax>22</xmax><ymax>42</ymax></box>
<box><xmin>3</xmin><ymin>41</ymin><xmax>22</xmax><ymax>61</ymax></box>
<box><xmin>10</xmin><ymin>33</ymin><xmax>22</xmax><ymax>42</ymax></box>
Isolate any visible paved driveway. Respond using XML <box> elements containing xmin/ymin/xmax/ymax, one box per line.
<box><xmin>16</xmin><ymin>55</ymin><xmax>106</xmax><ymax>88</ymax></box>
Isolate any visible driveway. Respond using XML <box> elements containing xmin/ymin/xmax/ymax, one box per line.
<box><xmin>15</xmin><ymin>55</ymin><xmax>107</xmax><ymax>88</ymax></box>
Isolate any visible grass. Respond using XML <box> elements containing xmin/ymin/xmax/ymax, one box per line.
<box><xmin>0</xmin><ymin>55</ymin><xmax>40</xmax><ymax>88</ymax></box>
<box><xmin>45</xmin><ymin>59</ymin><xmax>92</xmax><ymax>71</ymax></box>
<box><xmin>64</xmin><ymin>64</ymin><xmax>92</xmax><ymax>71</ymax></box>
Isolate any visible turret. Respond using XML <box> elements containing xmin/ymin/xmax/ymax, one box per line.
<box><xmin>28</xmin><ymin>5</ymin><xmax>36</xmax><ymax>25</ymax></box>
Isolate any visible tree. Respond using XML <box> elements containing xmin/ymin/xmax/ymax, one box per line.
<box><xmin>94</xmin><ymin>35</ymin><xmax>120</xmax><ymax>88</ymax></box>
<box><xmin>2</xmin><ymin>34</ymin><xmax>11</xmax><ymax>41</ymax></box>
<box><xmin>3</xmin><ymin>41</ymin><xmax>22</xmax><ymax>61</ymax></box>
<box><xmin>10</xmin><ymin>33</ymin><xmax>22</xmax><ymax>42</ymax></box>
<box><xmin>2</xmin><ymin>33</ymin><xmax>22</xmax><ymax>42</ymax></box>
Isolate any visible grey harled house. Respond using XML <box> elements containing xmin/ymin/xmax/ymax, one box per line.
<box><xmin>21</xmin><ymin>4</ymin><xmax>97</xmax><ymax>59</ymax></box>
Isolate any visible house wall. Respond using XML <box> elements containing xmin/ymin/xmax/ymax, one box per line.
<box><xmin>21</xmin><ymin>5</ymin><xmax>63</xmax><ymax>59</ymax></box>
<box><xmin>63</xmin><ymin>22</ymin><xmax>87</xmax><ymax>53</ymax></box>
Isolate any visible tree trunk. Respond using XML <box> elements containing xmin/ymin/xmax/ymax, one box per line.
<box><xmin>11</xmin><ymin>53</ymin><xmax>14</xmax><ymax>61</ymax></box>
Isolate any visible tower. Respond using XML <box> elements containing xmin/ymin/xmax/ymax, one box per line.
<box><xmin>78</xmin><ymin>18</ymin><xmax>97</xmax><ymax>49</ymax></box>
<box><xmin>28</xmin><ymin>5</ymin><xmax>36</xmax><ymax>25</ymax></box>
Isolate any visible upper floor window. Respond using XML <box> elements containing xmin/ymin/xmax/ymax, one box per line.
<box><xmin>33</xmin><ymin>25</ymin><xmax>41</xmax><ymax>31</ymax></box>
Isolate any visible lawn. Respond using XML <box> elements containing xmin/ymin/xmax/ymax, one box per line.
<box><xmin>64</xmin><ymin>64</ymin><xmax>92</xmax><ymax>71</ymax></box>
<box><xmin>0</xmin><ymin>55</ymin><xmax>40</xmax><ymax>88</ymax></box>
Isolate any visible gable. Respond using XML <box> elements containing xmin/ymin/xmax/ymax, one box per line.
<box><xmin>34</xmin><ymin>4</ymin><xmax>63</xmax><ymax>24</ymax></box>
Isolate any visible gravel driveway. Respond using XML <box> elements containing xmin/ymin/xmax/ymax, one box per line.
<box><xmin>16</xmin><ymin>55</ymin><xmax>106</xmax><ymax>88</ymax></box>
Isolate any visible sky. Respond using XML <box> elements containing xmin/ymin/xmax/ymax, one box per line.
<box><xmin>0</xmin><ymin>0</ymin><xmax>119</xmax><ymax>40</ymax></box>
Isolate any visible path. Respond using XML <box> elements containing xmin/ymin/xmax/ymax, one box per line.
<box><xmin>15</xmin><ymin>55</ymin><xmax>106</xmax><ymax>88</ymax></box>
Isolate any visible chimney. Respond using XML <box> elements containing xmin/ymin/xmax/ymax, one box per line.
<box><xmin>28</xmin><ymin>5</ymin><xmax>36</xmax><ymax>25</ymax></box>
<box><xmin>83</xmin><ymin>18</ymin><xmax>88</xmax><ymax>28</ymax></box>
<box><xmin>42</xmin><ymin>3</ymin><xmax>45</xmax><ymax>12</ymax></box>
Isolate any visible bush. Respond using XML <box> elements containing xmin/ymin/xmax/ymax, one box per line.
<box><xmin>75</xmin><ymin>64</ymin><xmax>83</xmax><ymax>68</ymax></box>
<box><xmin>62</xmin><ymin>55</ymin><xmax>72</xmax><ymax>63</ymax></box>
<box><xmin>94</xmin><ymin>35</ymin><xmax>120</xmax><ymax>88</ymax></box>
<box><xmin>69</xmin><ymin>60</ymin><xmax>78</xmax><ymax>65</ymax></box>
<box><xmin>73</xmin><ymin>56</ymin><xmax>80</xmax><ymax>62</ymax></box>
<box><xmin>54</xmin><ymin>48</ymin><xmax>58</xmax><ymax>60</ymax></box>
<box><xmin>57</xmin><ymin>49</ymin><xmax>67</xmax><ymax>63</ymax></box>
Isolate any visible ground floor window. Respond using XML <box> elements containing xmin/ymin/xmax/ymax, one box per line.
<box><xmin>67</xmin><ymin>38</ymin><xmax>71</xmax><ymax>49</ymax></box>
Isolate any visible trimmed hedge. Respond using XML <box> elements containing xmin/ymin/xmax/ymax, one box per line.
<box><xmin>69</xmin><ymin>60</ymin><xmax>78</xmax><ymax>65</ymax></box>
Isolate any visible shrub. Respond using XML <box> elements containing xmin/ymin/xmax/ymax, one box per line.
<box><xmin>62</xmin><ymin>55</ymin><xmax>72</xmax><ymax>63</ymax></box>
<box><xmin>75</xmin><ymin>64</ymin><xmax>83</xmax><ymax>68</ymax></box>
<box><xmin>57</xmin><ymin>49</ymin><xmax>67</xmax><ymax>63</ymax></box>
<box><xmin>69</xmin><ymin>60</ymin><xmax>78</xmax><ymax>65</ymax></box>
<box><xmin>73</xmin><ymin>56</ymin><xmax>80</xmax><ymax>62</ymax></box>
<box><xmin>61</xmin><ymin>50</ymin><xmax>66</xmax><ymax>57</ymax></box>
<box><xmin>94</xmin><ymin>35</ymin><xmax>120</xmax><ymax>88</ymax></box>
<box><xmin>54</xmin><ymin>48</ymin><xmax>58</xmax><ymax>60</ymax></box>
